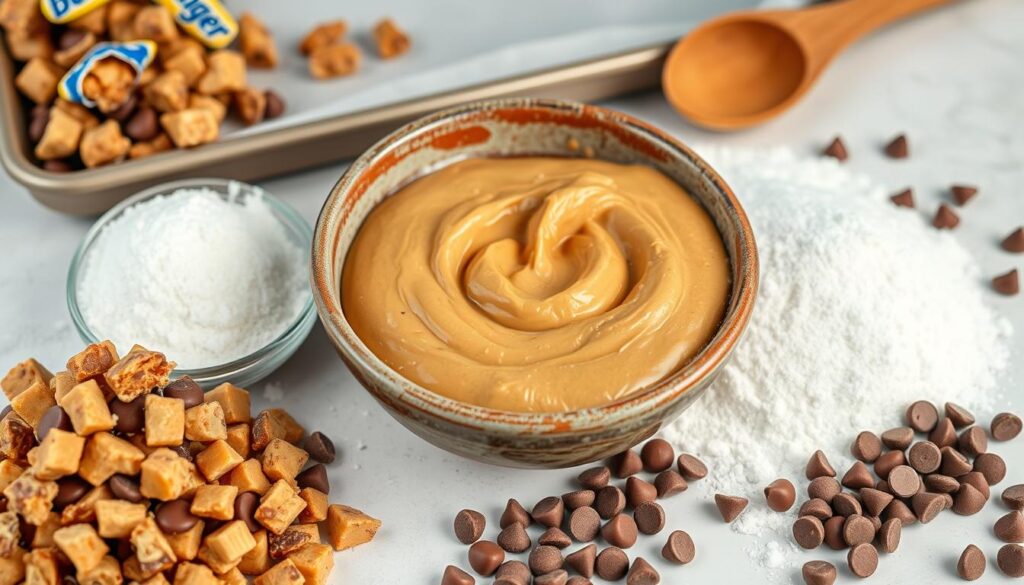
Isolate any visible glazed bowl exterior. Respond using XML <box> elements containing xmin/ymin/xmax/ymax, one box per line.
<box><xmin>312</xmin><ymin>98</ymin><xmax>758</xmax><ymax>469</ymax></box>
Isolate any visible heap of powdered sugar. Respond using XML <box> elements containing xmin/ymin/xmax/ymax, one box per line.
<box><xmin>660</xmin><ymin>146</ymin><xmax>1011</xmax><ymax>571</ymax></box>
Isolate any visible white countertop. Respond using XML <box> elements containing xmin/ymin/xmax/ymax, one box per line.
<box><xmin>2</xmin><ymin>0</ymin><xmax>1022</xmax><ymax>582</ymax></box>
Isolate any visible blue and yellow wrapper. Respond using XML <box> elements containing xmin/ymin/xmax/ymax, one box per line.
<box><xmin>40</xmin><ymin>0</ymin><xmax>111</xmax><ymax>24</ymax></box>
<box><xmin>58</xmin><ymin>41</ymin><xmax>157</xmax><ymax>108</ymax></box>
<box><xmin>156</xmin><ymin>0</ymin><xmax>238</xmax><ymax>49</ymax></box>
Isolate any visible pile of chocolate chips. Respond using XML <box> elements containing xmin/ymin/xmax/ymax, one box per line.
<box><xmin>441</xmin><ymin>438</ymin><xmax>704</xmax><ymax>585</ymax></box>
<box><xmin>776</xmin><ymin>401</ymin><xmax>1023</xmax><ymax>584</ymax></box>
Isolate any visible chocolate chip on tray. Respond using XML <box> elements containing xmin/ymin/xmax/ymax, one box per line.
<box><xmin>109</xmin><ymin>394</ymin><xmax>146</xmax><ymax>434</ymax></box>
<box><xmin>265</xmin><ymin>90</ymin><xmax>287</xmax><ymax>120</ymax></box>
<box><xmin>801</xmin><ymin>560</ymin><xmax>837</xmax><ymax>585</ymax></box>
<box><xmin>108</xmin><ymin>473</ymin><xmax>144</xmax><ymax>503</ymax></box>
<box><xmin>822</xmin><ymin>136</ymin><xmax>848</xmax><ymax>161</ymax></box>
<box><xmin>805</xmin><ymin>450</ymin><xmax>836</xmax><ymax>480</ymax></box>
<box><xmin>992</xmin><ymin>412</ymin><xmax>1023</xmax><ymax>441</ymax></box>
<box><xmin>35</xmin><ymin>405</ymin><xmax>71</xmax><ymax>441</ymax></box>
<box><xmin>296</xmin><ymin>462</ymin><xmax>330</xmax><ymax>494</ymax></box>
<box><xmin>951</xmin><ymin>184</ymin><xmax>978</xmax><ymax>206</ymax></box>
<box><xmin>305</xmin><ymin>431</ymin><xmax>337</xmax><ymax>463</ymax></box>
<box><xmin>889</xmin><ymin>188</ymin><xmax>915</xmax><ymax>208</ymax></box>
<box><xmin>1002</xmin><ymin>228</ymin><xmax>1024</xmax><ymax>253</ymax></box>
<box><xmin>884</xmin><ymin>133</ymin><xmax>909</xmax><ymax>159</ymax></box>
<box><xmin>53</xmin><ymin>476</ymin><xmax>90</xmax><ymax>509</ymax></box>
<box><xmin>714</xmin><ymin>494</ymin><xmax>748</xmax><ymax>523</ymax></box>
<box><xmin>566</xmin><ymin>544</ymin><xmax>597</xmax><ymax>577</ymax></box>
<box><xmin>454</xmin><ymin>509</ymin><xmax>486</xmax><ymax>545</ymax></box>
<box><xmin>957</xmin><ymin>544</ymin><xmax>986</xmax><ymax>581</ymax></box>
<box><xmin>233</xmin><ymin>491</ymin><xmax>260</xmax><ymax>531</ymax></box>
<box><xmin>154</xmin><ymin>498</ymin><xmax>199</xmax><ymax>534</ymax></box>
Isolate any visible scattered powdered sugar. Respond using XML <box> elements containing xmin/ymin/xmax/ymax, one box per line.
<box><xmin>262</xmin><ymin>381</ymin><xmax>285</xmax><ymax>403</ymax></box>
<box><xmin>660</xmin><ymin>146</ymin><xmax>1011</xmax><ymax>572</ymax></box>
<box><xmin>78</xmin><ymin>187</ymin><xmax>309</xmax><ymax>369</ymax></box>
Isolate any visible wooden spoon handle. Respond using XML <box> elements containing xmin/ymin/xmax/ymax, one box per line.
<box><xmin>778</xmin><ymin>0</ymin><xmax>954</xmax><ymax>60</ymax></box>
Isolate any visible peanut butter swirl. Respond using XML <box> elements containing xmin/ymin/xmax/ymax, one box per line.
<box><xmin>342</xmin><ymin>157</ymin><xmax>729</xmax><ymax>412</ymax></box>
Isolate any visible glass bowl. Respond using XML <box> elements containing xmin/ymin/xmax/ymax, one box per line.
<box><xmin>67</xmin><ymin>178</ymin><xmax>316</xmax><ymax>389</ymax></box>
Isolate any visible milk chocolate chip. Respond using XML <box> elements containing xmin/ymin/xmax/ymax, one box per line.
<box><xmin>468</xmin><ymin>541</ymin><xmax>504</xmax><ymax>576</ymax></box>
<box><xmin>454</xmin><ymin>509</ymin><xmax>485</xmax><ymax>545</ymax></box>
<box><xmin>714</xmin><ymin>494</ymin><xmax>748</xmax><ymax>523</ymax></box>
<box><xmin>661</xmin><ymin>530</ymin><xmax>695</xmax><ymax>565</ymax></box>
<box><xmin>801</xmin><ymin>560</ymin><xmax>837</xmax><ymax>585</ymax></box>
<box><xmin>639</xmin><ymin>439</ymin><xmax>673</xmax><ymax>473</ymax></box>
<box><xmin>957</xmin><ymin>544</ymin><xmax>986</xmax><ymax>581</ymax></box>
<box><xmin>991</xmin><ymin>413</ymin><xmax>1022</xmax><ymax>441</ymax></box>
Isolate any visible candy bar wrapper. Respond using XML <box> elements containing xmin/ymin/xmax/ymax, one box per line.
<box><xmin>156</xmin><ymin>0</ymin><xmax>238</xmax><ymax>49</ymax></box>
<box><xmin>40</xmin><ymin>0</ymin><xmax>111</xmax><ymax>24</ymax></box>
<box><xmin>58</xmin><ymin>41</ymin><xmax>157</xmax><ymax>108</ymax></box>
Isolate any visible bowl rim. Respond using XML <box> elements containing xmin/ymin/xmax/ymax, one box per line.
<box><xmin>312</xmin><ymin>97</ymin><xmax>758</xmax><ymax>431</ymax></box>
<box><xmin>67</xmin><ymin>177</ymin><xmax>316</xmax><ymax>382</ymax></box>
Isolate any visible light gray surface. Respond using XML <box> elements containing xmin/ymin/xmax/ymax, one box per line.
<box><xmin>1</xmin><ymin>0</ymin><xmax>1022</xmax><ymax>582</ymax></box>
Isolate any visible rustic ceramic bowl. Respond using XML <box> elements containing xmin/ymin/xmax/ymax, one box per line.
<box><xmin>312</xmin><ymin>98</ymin><xmax>758</xmax><ymax>469</ymax></box>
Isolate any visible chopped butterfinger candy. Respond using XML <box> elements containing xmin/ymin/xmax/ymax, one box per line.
<box><xmin>205</xmin><ymin>383</ymin><xmax>251</xmax><ymax>425</ymax></box>
<box><xmin>226</xmin><ymin>458</ymin><xmax>271</xmax><ymax>495</ymax></box>
<box><xmin>372</xmin><ymin>18</ymin><xmax>410</xmax><ymax>59</ymax></box>
<box><xmin>239</xmin><ymin>530</ymin><xmax>272</xmax><ymax>575</ymax></box>
<box><xmin>325</xmin><ymin>504</ymin><xmax>380</xmax><ymax>551</ymax></box>
<box><xmin>0</xmin><ymin>511</ymin><xmax>20</xmax><ymax>558</ymax></box>
<box><xmin>4</xmin><ymin>472</ymin><xmax>58</xmax><ymax>525</ymax></box>
<box><xmin>197</xmin><ymin>542</ymin><xmax>242</xmax><ymax>575</ymax></box>
<box><xmin>0</xmin><ymin>460</ymin><xmax>25</xmax><ymax>491</ymax></box>
<box><xmin>145</xmin><ymin>394</ymin><xmax>185</xmax><ymax>447</ymax></box>
<box><xmin>288</xmin><ymin>543</ymin><xmax>333</xmax><ymax>585</ymax></box>
<box><xmin>269</xmin><ymin>525</ymin><xmax>315</xmax><ymax>560</ymax></box>
<box><xmin>54</xmin><ymin>30</ymin><xmax>96</xmax><ymax>68</ymax></box>
<box><xmin>33</xmin><ymin>428</ymin><xmax>85</xmax><ymax>480</ymax></box>
<box><xmin>160</xmin><ymin>108</ymin><xmax>219</xmax><ymax>148</ymax></box>
<box><xmin>79</xmin><ymin>431</ymin><xmax>145</xmax><ymax>485</ymax></box>
<box><xmin>2</xmin><ymin>358</ymin><xmax>53</xmax><ymax>400</ymax></box>
<box><xmin>140</xmin><ymin>448</ymin><xmax>195</xmax><ymax>501</ymax></box>
<box><xmin>67</xmin><ymin>341</ymin><xmax>118</xmax><ymax>382</ymax></box>
<box><xmin>174</xmin><ymin>561</ymin><xmax>220</xmax><ymax>585</ymax></box>
<box><xmin>195</xmin><ymin>439</ymin><xmax>244</xmax><ymax>481</ymax></box>
<box><xmin>251</xmin><ymin>409</ymin><xmax>304</xmax><ymax>451</ymax></box>
<box><xmin>197</xmin><ymin>50</ymin><xmax>246</xmax><ymax>95</ymax></box>
<box><xmin>95</xmin><ymin>499</ymin><xmax>147</xmax><ymax>538</ymax></box>
<box><xmin>205</xmin><ymin>520</ymin><xmax>256</xmax><ymax>563</ymax></box>
<box><xmin>81</xmin><ymin>57</ymin><xmax>137</xmax><ymax>114</ymax></box>
<box><xmin>10</xmin><ymin>379</ymin><xmax>56</xmax><ymax>429</ymax></box>
<box><xmin>239</xmin><ymin>12</ymin><xmax>277</xmax><ymax>68</ymax></box>
<box><xmin>164</xmin><ymin>47</ymin><xmax>207</xmax><ymax>87</ymax></box>
<box><xmin>129</xmin><ymin>133</ymin><xmax>174</xmax><ymax>159</ymax></box>
<box><xmin>15</xmin><ymin>57</ymin><xmax>63</xmax><ymax>104</ymax></box>
<box><xmin>262</xmin><ymin>438</ymin><xmax>309</xmax><ymax>482</ymax></box>
<box><xmin>190</xmin><ymin>484</ymin><xmax>238</xmax><ymax>520</ymax></box>
<box><xmin>166</xmin><ymin>521</ymin><xmax>204</xmax><ymax>562</ymax></box>
<box><xmin>308</xmin><ymin>43</ymin><xmax>360</xmax><ymax>79</ymax></box>
<box><xmin>132</xmin><ymin>517</ymin><xmax>177</xmax><ymax>576</ymax></box>
<box><xmin>144</xmin><ymin>70</ymin><xmax>190</xmax><ymax>113</ymax></box>
<box><xmin>254</xmin><ymin>558</ymin><xmax>304</xmax><ymax>585</ymax></box>
<box><xmin>104</xmin><ymin>348</ymin><xmax>173</xmax><ymax>402</ymax></box>
<box><xmin>24</xmin><ymin>547</ymin><xmax>60</xmax><ymax>585</ymax></box>
<box><xmin>51</xmin><ymin>371</ymin><xmax>76</xmax><ymax>405</ymax></box>
<box><xmin>133</xmin><ymin>5</ymin><xmax>178</xmax><ymax>42</ymax></box>
<box><xmin>6</xmin><ymin>29</ymin><xmax>54</xmax><ymax>62</ymax></box>
<box><xmin>188</xmin><ymin>94</ymin><xmax>227</xmax><ymax>123</ymax></box>
<box><xmin>79</xmin><ymin>555</ymin><xmax>122</xmax><ymax>585</ymax></box>
<box><xmin>0</xmin><ymin>414</ymin><xmax>35</xmax><ymax>461</ymax></box>
<box><xmin>107</xmin><ymin>0</ymin><xmax>141</xmax><ymax>41</ymax></box>
<box><xmin>61</xmin><ymin>484</ymin><xmax>112</xmax><ymax>525</ymax></box>
<box><xmin>255</xmin><ymin>480</ymin><xmax>306</xmax><ymax>535</ymax></box>
<box><xmin>297</xmin><ymin>488</ymin><xmax>328</xmax><ymax>524</ymax></box>
<box><xmin>66</xmin><ymin>3</ymin><xmax>108</xmax><ymax>34</ymax></box>
<box><xmin>55</xmin><ymin>98</ymin><xmax>101</xmax><ymax>129</ymax></box>
<box><xmin>225</xmin><ymin>423</ymin><xmax>251</xmax><ymax>458</ymax></box>
<box><xmin>34</xmin><ymin>106</ymin><xmax>84</xmax><ymax>161</ymax></box>
<box><xmin>53</xmin><ymin>523</ymin><xmax>108</xmax><ymax>573</ymax></box>
<box><xmin>299</xmin><ymin>20</ymin><xmax>346</xmax><ymax>55</ymax></box>
<box><xmin>80</xmin><ymin>120</ymin><xmax>131</xmax><ymax>168</ymax></box>
<box><xmin>184</xmin><ymin>402</ymin><xmax>227</xmax><ymax>442</ymax></box>
<box><xmin>31</xmin><ymin>511</ymin><xmax>59</xmax><ymax>548</ymax></box>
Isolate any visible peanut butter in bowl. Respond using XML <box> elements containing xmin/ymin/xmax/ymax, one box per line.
<box><xmin>342</xmin><ymin>156</ymin><xmax>730</xmax><ymax>413</ymax></box>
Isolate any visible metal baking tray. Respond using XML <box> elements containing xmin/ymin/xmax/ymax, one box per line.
<box><xmin>0</xmin><ymin>0</ymin><xmax>764</xmax><ymax>215</ymax></box>
<box><xmin>0</xmin><ymin>42</ymin><xmax>669</xmax><ymax>215</ymax></box>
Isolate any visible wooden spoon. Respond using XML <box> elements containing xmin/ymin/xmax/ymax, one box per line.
<box><xmin>662</xmin><ymin>0</ymin><xmax>952</xmax><ymax>130</ymax></box>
